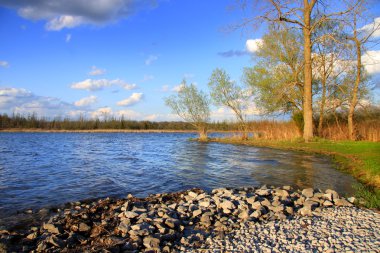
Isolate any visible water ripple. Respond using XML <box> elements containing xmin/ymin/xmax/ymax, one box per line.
<box><xmin>0</xmin><ymin>132</ymin><xmax>357</xmax><ymax>219</ymax></box>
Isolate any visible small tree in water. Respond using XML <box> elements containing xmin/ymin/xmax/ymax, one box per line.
<box><xmin>165</xmin><ymin>81</ymin><xmax>210</xmax><ymax>141</ymax></box>
<box><xmin>209</xmin><ymin>68</ymin><xmax>250</xmax><ymax>140</ymax></box>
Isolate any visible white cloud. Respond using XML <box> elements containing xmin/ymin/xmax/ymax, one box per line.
<box><xmin>161</xmin><ymin>85</ymin><xmax>169</xmax><ymax>92</ymax></box>
<box><xmin>74</xmin><ymin>95</ymin><xmax>98</xmax><ymax>107</ymax></box>
<box><xmin>359</xmin><ymin>17</ymin><xmax>380</xmax><ymax>38</ymax></box>
<box><xmin>145</xmin><ymin>55</ymin><xmax>158</xmax><ymax>66</ymax></box>
<box><xmin>246</xmin><ymin>39</ymin><xmax>263</xmax><ymax>53</ymax></box>
<box><xmin>0</xmin><ymin>87</ymin><xmax>75</xmax><ymax>117</ymax></box>
<box><xmin>46</xmin><ymin>15</ymin><xmax>83</xmax><ymax>31</ymax></box>
<box><xmin>65</xmin><ymin>33</ymin><xmax>71</xmax><ymax>42</ymax></box>
<box><xmin>89</xmin><ymin>107</ymin><xmax>142</xmax><ymax>120</ymax></box>
<box><xmin>117</xmin><ymin>92</ymin><xmax>143</xmax><ymax>106</ymax></box>
<box><xmin>171</xmin><ymin>84</ymin><xmax>185</xmax><ymax>92</ymax></box>
<box><xmin>1</xmin><ymin>0</ymin><xmax>157</xmax><ymax>31</ymax></box>
<box><xmin>210</xmin><ymin>105</ymin><xmax>261</xmax><ymax>121</ymax></box>
<box><xmin>90</xmin><ymin>107</ymin><xmax>113</xmax><ymax>119</ymax></box>
<box><xmin>362</xmin><ymin>50</ymin><xmax>380</xmax><ymax>75</ymax></box>
<box><xmin>88</xmin><ymin>66</ymin><xmax>106</xmax><ymax>76</ymax></box>
<box><xmin>142</xmin><ymin>113</ymin><xmax>181</xmax><ymax>121</ymax></box>
<box><xmin>71</xmin><ymin>78</ymin><xmax>136</xmax><ymax>91</ymax></box>
<box><xmin>142</xmin><ymin>74</ymin><xmax>154</xmax><ymax>82</ymax></box>
<box><xmin>0</xmin><ymin>61</ymin><xmax>9</xmax><ymax>68</ymax></box>
<box><xmin>116</xmin><ymin>109</ymin><xmax>141</xmax><ymax>119</ymax></box>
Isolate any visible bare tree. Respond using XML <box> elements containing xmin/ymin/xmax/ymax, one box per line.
<box><xmin>343</xmin><ymin>3</ymin><xmax>380</xmax><ymax>140</ymax></box>
<box><xmin>313</xmin><ymin>20</ymin><xmax>350</xmax><ymax>136</ymax></box>
<box><xmin>209</xmin><ymin>68</ymin><xmax>250</xmax><ymax>140</ymax></box>
<box><xmin>165</xmin><ymin>81</ymin><xmax>210</xmax><ymax>140</ymax></box>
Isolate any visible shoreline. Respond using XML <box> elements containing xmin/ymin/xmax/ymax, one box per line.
<box><xmin>211</xmin><ymin>138</ymin><xmax>380</xmax><ymax>199</ymax></box>
<box><xmin>1</xmin><ymin>185</ymin><xmax>379</xmax><ymax>252</ymax></box>
<box><xmin>0</xmin><ymin>129</ymin><xmax>240</xmax><ymax>133</ymax></box>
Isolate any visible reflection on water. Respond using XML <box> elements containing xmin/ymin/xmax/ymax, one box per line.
<box><xmin>0</xmin><ymin>132</ymin><xmax>357</xmax><ymax>220</ymax></box>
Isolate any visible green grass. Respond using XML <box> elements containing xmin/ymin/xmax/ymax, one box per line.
<box><xmin>212</xmin><ymin>137</ymin><xmax>380</xmax><ymax>209</ymax></box>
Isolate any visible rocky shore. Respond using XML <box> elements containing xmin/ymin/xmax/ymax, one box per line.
<box><xmin>0</xmin><ymin>186</ymin><xmax>379</xmax><ymax>252</ymax></box>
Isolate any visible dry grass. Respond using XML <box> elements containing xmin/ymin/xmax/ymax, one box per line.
<box><xmin>247</xmin><ymin>120</ymin><xmax>301</xmax><ymax>140</ymax></box>
<box><xmin>321</xmin><ymin>120</ymin><xmax>380</xmax><ymax>142</ymax></box>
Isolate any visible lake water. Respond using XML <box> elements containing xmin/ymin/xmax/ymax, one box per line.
<box><xmin>0</xmin><ymin>132</ymin><xmax>357</xmax><ymax>219</ymax></box>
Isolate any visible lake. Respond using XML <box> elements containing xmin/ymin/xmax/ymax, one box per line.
<box><xmin>0</xmin><ymin>132</ymin><xmax>357</xmax><ymax>220</ymax></box>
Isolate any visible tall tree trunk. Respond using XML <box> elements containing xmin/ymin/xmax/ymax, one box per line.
<box><xmin>348</xmin><ymin>37</ymin><xmax>361</xmax><ymax>140</ymax></box>
<box><xmin>303</xmin><ymin>2</ymin><xmax>314</xmax><ymax>142</ymax></box>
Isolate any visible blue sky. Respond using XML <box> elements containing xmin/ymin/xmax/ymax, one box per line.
<box><xmin>0</xmin><ymin>0</ymin><xmax>379</xmax><ymax>121</ymax></box>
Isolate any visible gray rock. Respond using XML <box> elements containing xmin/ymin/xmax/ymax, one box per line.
<box><xmin>334</xmin><ymin>198</ymin><xmax>353</xmax><ymax>207</ymax></box>
<box><xmin>325</xmin><ymin>189</ymin><xmax>339</xmax><ymax>200</ymax></box>
<box><xmin>188</xmin><ymin>191</ymin><xmax>198</xmax><ymax>198</ymax></box>
<box><xmin>26</xmin><ymin>232</ymin><xmax>38</xmax><ymax>240</ymax></box>
<box><xmin>251</xmin><ymin>210</ymin><xmax>262</xmax><ymax>219</ymax></box>
<box><xmin>219</xmin><ymin>200</ymin><xmax>235</xmax><ymax>210</ymax></box>
<box><xmin>43</xmin><ymin>223</ymin><xmax>62</xmax><ymax>234</ymax></box>
<box><xmin>251</xmin><ymin>201</ymin><xmax>262</xmax><ymax>210</ymax></box>
<box><xmin>238</xmin><ymin>210</ymin><xmax>250</xmax><ymax>220</ymax></box>
<box><xmin>299</xmin><ymin>206</ymin><xmax>312</xmax><ymax>216</ymax></box>
<box><xmin>165</xmin><ymin>218</ymin><xmax>180</xmax><ymax>229</ymax></box>
<box><xmin>285</xmin><ymin>206</ymin><xmax>294</xmax><ymax>215</ymax></box>
<box><xmin>125</xmin><ymin>211</ymin><xmax>139</xmax><ymax>219</ymax></box>
<box><xmin>304</xmin><ymin>200</ymin><xmax>319</xmax><ymax>209</ymax></box>
<box><xmin>143</xmin><ymin>236</ymin><xmax>160</xmax><ymax>249</ymax></box>
<box><xmin>199</xmin><ymin>200</ymin><xmax>210</xmax><ymax>208</ymax></box>
<box><xmin>302</xmin><ymin>188</ymin><xmax>314</xmax><ymax>198</ymax></box>
<box><xmin>246</xmin><ymin>196</ymin><xmax>257</xmax><ymax>205</ymax></box>
<box><xmin>78</xmin><ymin>223</ymin><xmax>91</xmax><ymax>232</ymax></box>
<box><xmin>46</xmin><ymin>235</ymin><xmax>64</xmax><ymax>248</ymax></box>
<box><xmin>256</xmin><ymin>189</ymin><xmax>271</xmax><ymax>196</ymax></box>
<box><xmin>272</xmin><ymin>205</ymin><xmax>284</xmax><ymax>213</ymax></box>
<box><xmin>193</xmin><ymin>209</ymin><xmax>202</xmax><ymax>217</ymax></box>
<box><xmin>275</xmin><ymin>189</ymin><xmax>289</xmax><ymax>198</ymax></box>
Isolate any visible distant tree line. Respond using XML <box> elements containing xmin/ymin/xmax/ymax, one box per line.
<box><xmin>0</xmin><ymin>112</ymin><xmax>244</xmax><ymax>131</ymax></box>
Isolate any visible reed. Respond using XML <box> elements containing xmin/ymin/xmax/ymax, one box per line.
<box><xmin>247</xmin><ymin>120</ymin><xmax>301</xmax><ymax>140</ymax></box>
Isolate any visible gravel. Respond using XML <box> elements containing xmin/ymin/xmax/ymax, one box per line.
<box><xmin>190</xmin><ymin>207</ymin><xmax>380</xmax><ymax>253</ymax></box>
<box><xmin>0</xmin><ymin>186</ymin><xmax>379</xmax><ymax>252</ymax></box>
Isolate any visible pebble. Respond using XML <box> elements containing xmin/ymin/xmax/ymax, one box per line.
<box><xmin>1</xmin><ymin>186</ymin><xmax>379</xmax><ymax>253</ymax></box>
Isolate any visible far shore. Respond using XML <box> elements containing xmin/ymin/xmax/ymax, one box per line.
<box><xmin>0</xmin><ymin>128</ymin><xmax>240</xmax><ymax>133</ymax></box>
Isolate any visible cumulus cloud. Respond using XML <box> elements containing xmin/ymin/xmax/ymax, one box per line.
<box><xmin>88</xmin><ymin>66</ymin><xmax>106</xmax><ymax>76</ymax></box>
<box><xmin>246</xmin><ymin>39</ymin><xmax>263</xmax><ymax>53</ymax></box>
<box><xmin>218</xmin><ymin>50</ymin><xmax>249</xmax><ymax>58</ymax></box>
<box><xmin>71</xmin><ymin>78</ymin><xmax>136</xmax><ymax>91</ymax></box>
<box><xmin>0</xmin><ymin>87</ymin><xmax>75</xmax><ymax>117</ymax></box>
<box><xmin>0</xmin><ymin>61</ymin><xmax>9</xmax><ymax>68</ymax></box>
<box><xmin>218</xmin><ymin>39</ymin><xmax>262</xmax><ymax>58</ymax></box>
<box><xmin>117</xmin><ymin>93</ymin><xmax>143</xmax><ymax>106</ymax></box>
<box><xmin>145</xmin><ymin>55</ymin><xmax>158</xmax><ymax>65</ymax></box>
<box><xmin>0</xmin><ymin>0</ymin><xmax>157</xmax><ymax>31</ymax></box>
<box><xmin>74</xmin><ymin>95</ymin><xmax>98</xmax><ymax>107</ymax></box>
<box><xmin>362</xmin><ymin>50</ymin><xmax>380</xmax><ymax>75</ymax></box>
<box><xmin>359</xmin><ymin>17</ymin><xmax>380</xmax><ymax>38</ymax></box>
